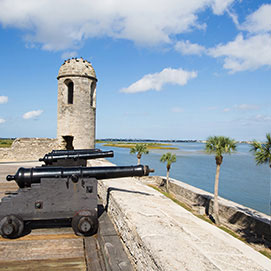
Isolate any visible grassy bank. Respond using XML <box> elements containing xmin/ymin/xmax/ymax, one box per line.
<box><xmin>0</xmin><ymin>139</ymin><xmax>14</xmax><ymax>148</ymax></box>
<box><xmin>96</xmin><ymin>141</ymin><xmax>178</xmax><ymax>150</ymax></box>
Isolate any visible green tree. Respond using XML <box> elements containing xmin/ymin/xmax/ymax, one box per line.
<box><xmin>130</xmin><ymin>143</ymin><xmax>149</xmax><ymax>164</ymax></box>
<box><xmin>205</xmin><ymin>136</ymin><xmax>236</xmax><ymax>224</ymax></box>
<box><xmin>160</xmin><ymin>152</ymin><xmax>176</xmax><ymax>192</ymax></box>
<box><xmin>250</xmin><ymin>133</ymin><xmax>271</xmax><ymax>168</ymax></box>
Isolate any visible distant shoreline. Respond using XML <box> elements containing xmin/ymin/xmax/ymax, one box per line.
<box><xmin>96</xmin><ymin>139</ymin><xmax>254</xmax><ymax>144</ymax></box>
<box><xmin>97</xmin><ymin>139</ymin><xmax>198</xmax><ymax>143</ymax></box>
<box><xmin>98</xmin><ymin>141</ymin><xmax>179</xmax><ymax>150</ymax></box>
<box><xmin>0</xmin><ymin>138</ymin><xmax>255</xmax><ymax>148</ymax></box>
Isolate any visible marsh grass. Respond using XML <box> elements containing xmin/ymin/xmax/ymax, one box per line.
<box><xmin>0</xmin><ymin>139</ymin><xmax>14</xmax><ymax>148</ymax></box>
<box><xmin>96</xmin><ymin>141</ymin><xmax>178</xmax><ymax>150</ymax></box>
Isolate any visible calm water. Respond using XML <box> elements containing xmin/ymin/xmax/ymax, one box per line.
<box><xmin>96</xmin><ymin>142</ymin><xmax>271</xmax><ymax>215</ymax></box>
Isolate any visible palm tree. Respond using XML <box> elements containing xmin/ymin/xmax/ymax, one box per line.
<box><xmin>160</xmin><ymin>152</ymin><xmax>176</xmax><ymax>192</ymax></box>
<box><xmin>250</xmin><ymin>133</ymin><xmax>271</xmax><ymax>168</ymax></box>
<box><xmin>130</xmin><ymin>143</ymin><xmax>149</xmax><ymax>164</ymax></box>
<box><xmin>205</xmin><ymin>136</ymin><xmax>236</xmax><ymax>224</ymax></box>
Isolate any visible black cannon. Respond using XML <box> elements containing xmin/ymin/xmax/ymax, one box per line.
<box><xmin>6</xmin><ymin>165</ymin><xmax>152</xmax><ymax>188</ymax></box>
<box><xmin>50</xmin><ymin>148</ymin><xmax>101</xmax><ymax>155</ymax></box>
<box><xmin>0</xmin><ymin>165</ymin><xmax>154</xmax><ymax>238</ymax></box>
<box><xmin>39</xmin><ymin>150</ymin><xmax>114</xmax><ymax>166</ymax></box>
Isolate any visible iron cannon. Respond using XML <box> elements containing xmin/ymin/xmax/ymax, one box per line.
<box><xmin>39</xmin><ymin>150</ymin><xmax>114</xmax><ymax>166</ymax></box>
<box><xmin>50</xmin><ymin>148</ymin><xmax>101</xmax><ymax>155</ymax></box>
<box><xmin>0</xmin><ymin>165</ymin><xmax>154</xmax><ymax>238</ymax></box>
<box><xmin>6</xmin><ymin>165</ymin><xmax>153</xmax><ymax>188</ymax></box>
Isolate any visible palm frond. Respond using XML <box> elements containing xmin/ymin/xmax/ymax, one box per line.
<box><xmin>130</xmin><ymin>143</ymin><xmax>149</xmax><ymax>155</ymax></box>
<box><xmin>160</xmin><ymin>152</ymin><xmax>176</xmax><ymax>166</ymax></box>
<box><xmin>205</xmin><ymin>136</ymin><xmax>236</xmax><ymax>159</ymax></box>
<box><xmin>250</xmin><ymin>133</ymin><xmax>271</xmax><ymax>167</ymax></box>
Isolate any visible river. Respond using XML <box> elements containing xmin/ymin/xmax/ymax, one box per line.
<box><xmin>96</xmin><ymin>142</ymin><xmax>270</xmax><ymax>215</ymax></box>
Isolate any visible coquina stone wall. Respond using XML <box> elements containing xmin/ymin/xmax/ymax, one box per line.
<box><xmin>0</xmin><ymin>138</ymin><xmax>59</xmax><ymax>161</ymax></box>
<box><xmin>141</xmin><ymin>176</ymin><xmax>271</xmax><ymax>246</ymax></box>
<box><xmin>57</xmin><ymin>58</ymin><xmax>97</xmax><ymax>149</ymax></box>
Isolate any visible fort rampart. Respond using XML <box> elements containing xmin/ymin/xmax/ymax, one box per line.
<box><xmin>141</xmin><ymin>176</ymin><xmax>270</xmax><ymax>246</ymax></box>
<box><xmin>0</xmin><ymin>138</ymin><xmax>58</xmax><ymax>161</ymax></box>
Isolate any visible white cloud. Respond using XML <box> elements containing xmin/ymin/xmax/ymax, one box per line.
<box><xmin>23</xmin><ymin>110</ymin><xmax>43</xmax><ymax>119</ymax></box>
<box><xmin>230</xmin><ymin>114</ymin><xmax>271</xmax><ymax>128</ymax></box>
<box><xmin>121</xmin><ymin>68</ymin><xmax>197</xmax><ymax>93</ymax></box>
<box><xmin>240</xmin><ymin>4</ymin><xmax>271</xmax><ymax>33</ymax></box>
<box><xmin>241</xmin><ymin>114</ymin><xmax>271</xmax><ymax>124</ymax></box>
<box><xmin>224</xmin><ymin>104</ymin><xmax>260</xmax><ymax>112</ymax></box>
<box><xmin>0</xmin><ymin>0</ymin><xmax>234</xmax><ymax>51</ymax></box>
<box><xmin>226</xmin><ymin>9</ymin><xmax>239</xmax><ymax>27</ymax></box>
<box><xmin>211</xmin><ymin>0</ymin><xmax>235</xmax><ymax>15</ymax></box>
<box><xmin>61</xmin><ymin>51</ymin><xmax>78</xmax><ymax>60</ymax></box>
<box><xmin>171</xmin><ymin>107</ymin><xmax>184</xmax><ymax>113</ymax></box>
<box><xmin>207</xmin><ymin>4</ymin><xmax>271</xmax><ymax>73</ymax></box>
<box><xmin>0</xmin><ymin>96</ymin><xmax>8</xmax><ymax>104</ymax></box>
<box><xmin>175</xmin><ymin>40</ymin><xmax>205</xmax><ymax>55</ymax></box>
<box><xmin>208</xmin><ymin>34</ymin><xmax>271</xmax><ymax>72</ymax></box>
<box><xmin>253</xmin><ymin>114</ymin><xmax>271</xmax><ymax>122</ymax></box>
<box><xmin>0</xmin><ymin>118</ymin><xmax>6</xmax><ymax>124</ymax></box>
<box><xmin>233</xmin><ymin>104</ymin><xmax>259</xmax><ymax>110</ymax></box>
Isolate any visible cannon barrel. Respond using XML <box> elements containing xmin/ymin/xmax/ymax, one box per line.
<box><xmin>49</xmin><ymin>149</ymin><xmax>101</xmax><ymax>156</ymax></box>
<box><xmin>39</xmin><ymin>150</ymin><xmax>114</xmax><ymax>164</ymax></box>
<box><xmin>6</xmin><ymin>165</ymin><xmax>154</xmax><ymax>188</ymax></box>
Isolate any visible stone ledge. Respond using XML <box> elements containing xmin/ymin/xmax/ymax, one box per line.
<box><xmin>141</xmin><ymin>176</ymin><xmax>270</xmax><ymax>246</ymax></box>
<box><xmin>96</xmin><ymin>175</ymin><xmax>271</xmax><ymax>270</ymax></box>
<box><xmin>0</xmin><ymin>138</ymin><xmax>59</xmax><ymax>162</ymax></box>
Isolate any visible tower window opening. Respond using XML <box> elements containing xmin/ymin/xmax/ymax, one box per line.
<box><xmin>64</xmin><ymin>79</ymin><xmax>74</xmax><ymax>104</ymax></box>
<box><xmin>90</xmin><ymin>82</ymin><xmax>96</xmax><ymax>108</ymax></box>
<box><xmin>67</xmin><ymin>81</ymin><xmax>74</xmax><ymax>104</ymax></box>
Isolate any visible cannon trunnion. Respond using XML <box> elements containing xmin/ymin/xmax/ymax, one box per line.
<box><xmin>0</xmin><ymin>160</ymin><xmax>154</xmax><ymax>238</ymax></box>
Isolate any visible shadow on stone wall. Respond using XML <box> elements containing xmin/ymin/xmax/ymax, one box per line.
<box><xmin>105</xmin><ymin>187</ymin><xmax>152</xmax><ymax>212</ymax></box>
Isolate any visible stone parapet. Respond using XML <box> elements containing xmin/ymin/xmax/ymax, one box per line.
<box><xmin>88</xmin><ymin>160</ymin><xmax>271</xmax><ymax>271</ymax></box>
<box><xmin>141</xmin><ymin>176</ymin><xmax>271</xmax><ymax>247</ymax></box>
<box><xmin>0</xmin><ymin>138</ymin><xmax>59</xmax><ymax>162</ymax></box>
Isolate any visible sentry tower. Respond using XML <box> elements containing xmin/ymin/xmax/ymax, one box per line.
<box><xmin>57</xmin><ymin>58</ymin><xmax>97</xmax><ymax>150</ymax></box>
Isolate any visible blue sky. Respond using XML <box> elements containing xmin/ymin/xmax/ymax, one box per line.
<box><xmin>0</xmin><ymin>0</ymin><xmax>270</xmax><ymax>141</ymax></box>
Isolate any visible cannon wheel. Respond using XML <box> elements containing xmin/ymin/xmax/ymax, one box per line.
<box><xmin>72</xmin><ymin>210</ymin><xmax>98</xmax><ymax>236</ymax></box>
<box><xmin>0</xmin><ymin>215</ymin><xmax>24</xmax><ymax>239</ymax></box>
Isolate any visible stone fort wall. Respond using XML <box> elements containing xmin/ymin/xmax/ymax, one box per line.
<box><xmin>0</xmin><ymin>138</ymin><xmax>59</xmax><ymax>161</ymax></box>
<box><xmin>57</xmin><ymin>58</ymin><xmax>97</xmax><ymax>149</ymax></box>
<box><xmin>141</xmin><ymin>176</ymin><xmax>270</xmax><ymax>247</ymax></box>
<box><xmin>57</xmin><ymin>75</ymin><xmax>96</xmax><ymax>149</ymax></box>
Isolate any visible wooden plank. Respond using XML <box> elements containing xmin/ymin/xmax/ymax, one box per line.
<box><xmin>0</xmin><ymin>238</ymin><xmax>85</xmax><ymax>262</ymax></box>
<box><xmin>0</xmin><ymin>233</ymin><xmax>81</xmax><ymax>242</ymax></box>
<box><xmin>84</xmin><ymin>235</ymin><xmax>106</xmax><ymax>271</ymax></box>
<box><xmin>97</xmin><ymin>212</ymin><xmax>134</xmax><ymax>271</ymax></box>
<box><xmin>0</xmin><ymin>257</ymin><xmax>86</xmax><ymax>271</ymax></box>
